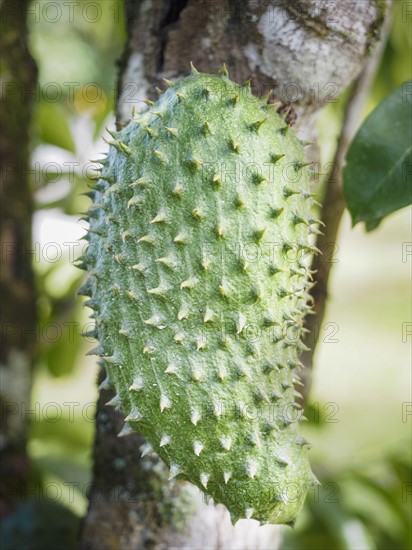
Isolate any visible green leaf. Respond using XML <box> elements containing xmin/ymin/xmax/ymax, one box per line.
<box><xmin>343</xmin><ymin>82</ymin><xmax>412</xmax><ymax>230</ymax></box>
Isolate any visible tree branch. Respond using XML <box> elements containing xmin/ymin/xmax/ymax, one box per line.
<box><xmin>300</xmin><ymin>4</ymin><xmax>394</xmax><ymax>402</ymax></box>
<box><xmin>0</xmin><ymin>0</ymin><xmax>38</xmax><ymax>519</ymax></box>
<box><xmin>80</xmin><ymin>1</ymin><xmax>391</xmax><ymax>547</ymax></box>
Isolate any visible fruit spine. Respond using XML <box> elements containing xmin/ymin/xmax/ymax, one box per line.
<box><xmin>79</xmin><ymin>65</ymin><xmax>319</xmax><ymax>525</ymax></box>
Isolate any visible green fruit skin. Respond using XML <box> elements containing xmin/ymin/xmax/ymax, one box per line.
<box><xmin>80</xmin><ymin>71</ymin><xmax>319</xmax><ymax>525</ymax></box>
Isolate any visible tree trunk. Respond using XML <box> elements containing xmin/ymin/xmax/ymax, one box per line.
<box><xmin>79</xmin><ymin>1</ymin><xmax>389</xmax><ymax>548</ymax></box>
<box><xmin>0</xmin><ymin>0</ymin><xmax>38</xmax><ymax>520</ymax></box>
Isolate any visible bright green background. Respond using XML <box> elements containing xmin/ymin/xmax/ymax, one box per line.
<box><xmin>24</xmin><ymin>1</ymin><xmax>411</xmax><ymax>548</ymax></box>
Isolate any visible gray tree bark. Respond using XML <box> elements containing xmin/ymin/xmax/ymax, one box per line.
<box><xmin>79</xmin><ymin>1</ymin><xmax>389</xmax><ymax>548</ymax></box>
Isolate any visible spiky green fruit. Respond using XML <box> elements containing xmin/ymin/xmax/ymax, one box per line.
<box><xmin>80</xmin><ymin>68</ymin><xmax>320</xmax><ymax>525</ymax></box>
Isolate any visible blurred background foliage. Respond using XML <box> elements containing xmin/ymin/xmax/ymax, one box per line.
<box><xmin>13</xmin><ymin>0</ymin><xmax>411</xmax><ymax>548</ymax></box>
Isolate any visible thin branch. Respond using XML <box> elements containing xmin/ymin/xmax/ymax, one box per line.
<box><xmin>300</xmin><ymin>6</ymin><xmax>393</xmax><ymax>403</ymax></box>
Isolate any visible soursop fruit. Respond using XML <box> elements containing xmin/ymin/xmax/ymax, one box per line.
<box><xmin>79</xmin><ymin>66</ymin><xmax>320</xmax><ymax>525</ymax></box>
